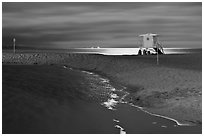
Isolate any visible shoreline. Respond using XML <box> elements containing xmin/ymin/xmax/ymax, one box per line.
<box><xmin>79</xmin><ymin>64</ymin><xmax>201</xmax><ymax>126</ymax></box>
<box><xmin>76</xmin><ymin>68</ymin><xmax>192</xmax><ymax>129</ymax></box>
<box><xmin>2</xmin><ymin>52</ymin><xmax>202</xmax><ymax>126</ymax></box>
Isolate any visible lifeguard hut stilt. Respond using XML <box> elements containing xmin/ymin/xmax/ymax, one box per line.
<box><xmin>138</xmin><ymin>33</ymin><xmax>164</xmax><ymax>55</ymax></box>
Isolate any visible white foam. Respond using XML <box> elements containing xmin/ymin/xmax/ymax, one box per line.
<box><xmin>128</xmin><ymin>103</ymin><xmax>191</xmax><ymax>126</ymax></box>
<box><xmin>113</xmin><ymin>119</ymin><xmax>120</xmax><ymax>123</ymax></box>
<box><xmin>161</xmin><ymin>125</ymin><xmax>167</xmax><ymax>128</ymax></box>
<box><xmin>81</xmin><ymin>71</ymin><xmax>94</xmax><ymax>75</ymax></box>
<box><xmin>100</xmin><ymin>78</ymin><xmax>110</xmax><ymax>83</ymax></box>
<box><xmin>119</xmin><ymin>92</ymin><xmax>129</xmax><ymax>103</ymax></box>
<box><xmin>115</xmin><ymin>125</ymin><xmax>126</xmax><ymax>134</ymax></box>
<box><xmin>110</xmin><ymin>93</ymin><xmax>119</xmax><ymax>99</ymax></box>
<box><xmin>110</xmin><ymin>88</ymin><xmax>116</xmax><ymax>91</ymax></box>
<box><xmin>105</xmin><ymin>106</ymin><xmax>115</xmax><ymax>110</ymax></box>
<box><xmin>63</xmin><ymin>66</ymin><xmax>73</xmax><ymax>70</ymax></box>
<box><xmin>105</xmin><ymin>86</ymin><xmax>113</xmax><ymax>89</ymax></box>
<box><xmin>102</xmin><ymin>98</ymin><xmax>118</xmax><ymax>110</ymax></box>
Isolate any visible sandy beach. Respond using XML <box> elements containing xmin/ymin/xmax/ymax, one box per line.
<box><xmin>2</xmin><ymin>52</ymin><xmax>202</xmax><ymax>126</ymax></box>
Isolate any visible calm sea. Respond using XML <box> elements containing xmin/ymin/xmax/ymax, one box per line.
<box><xmin>70</xmin><ymin>48</ymin><xmax>202</xmax><ymax>55</ymax></box>
<box><xmin>3</xmin><ymin>48</ymin><xmax>201</xmax><ymax>55</ymax></box>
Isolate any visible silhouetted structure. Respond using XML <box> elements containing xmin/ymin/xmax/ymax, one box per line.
<box><xmin>138</xmin><ymin>33</ymin><xmax>164</xmax><ymax>55</ymax></box>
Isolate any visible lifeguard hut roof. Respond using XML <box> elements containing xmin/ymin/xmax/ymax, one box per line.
<box><xmin>139</xmin><ymin>33</ymin><xmax>158</xmax><ymax>37</ymax></box>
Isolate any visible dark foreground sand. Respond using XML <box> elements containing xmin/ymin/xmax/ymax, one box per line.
<box><xmin>2</xmin><ymin>52</ymin><xmax>202</xmax><ymax>125</ymax></box>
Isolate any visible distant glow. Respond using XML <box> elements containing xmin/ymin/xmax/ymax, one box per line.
<box><xmin>73</xmin><ymin>48</ymin><xmax>200</xmax><ymax>55</ymax></box>
<box><xmin>103</xmin><ymin>48</ymin><xmax>138</xmax><ymax>55</ymax></box>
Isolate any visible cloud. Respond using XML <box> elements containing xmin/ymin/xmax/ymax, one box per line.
<box><xmin>2</xmin><ymin>2</ymin><xmax>202</xmax><ymax>49</ymax></box>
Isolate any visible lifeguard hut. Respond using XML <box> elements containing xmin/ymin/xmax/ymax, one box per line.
<box><xmin>138</xmin><ymin>33</ymin><xmax>164</xmax><ymax>55</ymax></box>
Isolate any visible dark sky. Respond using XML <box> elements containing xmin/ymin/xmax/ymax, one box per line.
<box><xmin>2</xmin><ymin>2</ymin><xmax>202</xmax><ymax>49</ymax></box>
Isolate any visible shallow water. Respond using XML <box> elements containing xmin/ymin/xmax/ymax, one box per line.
<box><xmin>2</xmin><ymin>65</ymin><xmax>201</xmax><ymax>134</ymax></box>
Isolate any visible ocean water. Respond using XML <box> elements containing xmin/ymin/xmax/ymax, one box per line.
<box><xmin>71</xmin><ymin>48</ymin><xmax>201</xmax><ymax>55</ymax></box>
<box><xmin>3</xmin><ymin>48</ymin><xmax>201</xmax><ymax>55</ymax></box>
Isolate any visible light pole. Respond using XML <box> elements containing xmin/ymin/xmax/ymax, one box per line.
<box><xmin>156</xmin><ymin>43</ymin><xmax>159</xmax><ymax>65</ymax></box>
<box><xmin>13</xmin><ymin>38</ymin><xmax>16</xmax><ymax>53</ymax></box>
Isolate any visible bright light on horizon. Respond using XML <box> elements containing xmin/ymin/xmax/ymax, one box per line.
<box><xmin>71</xmin><ymin>48</ymin><xmax>200</xmax><ymax>55</ymax></box>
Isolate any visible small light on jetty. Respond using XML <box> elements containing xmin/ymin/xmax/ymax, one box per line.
<box><xmin>13</xmin><ymin>38</ymin><xmax>16</xmax><ymax>54</ymax></box>
<box><xmin>138</xmin><ymin>33</ymin><xmax>164</xmax><ymax>65</ymax></box>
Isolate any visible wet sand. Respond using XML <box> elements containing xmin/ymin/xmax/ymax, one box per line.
<box><xmin>2</xmin><ymin>52</ymin><xmax>202</xmax><ymax>126</ymax></box>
